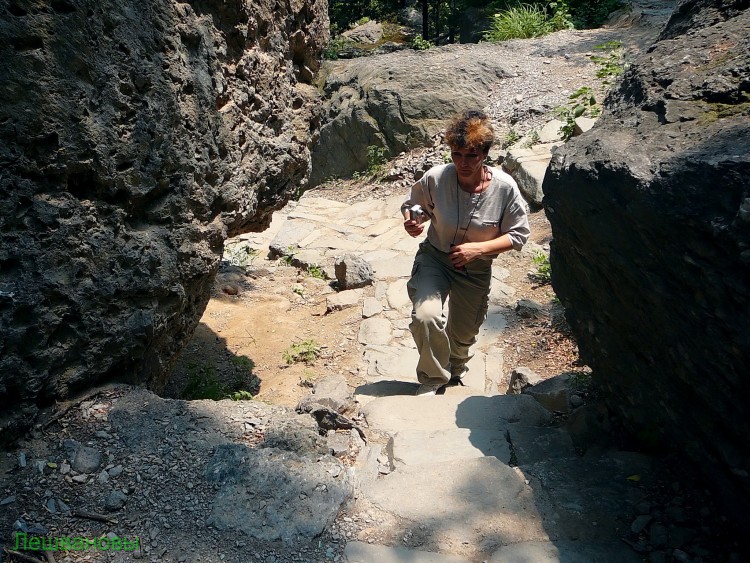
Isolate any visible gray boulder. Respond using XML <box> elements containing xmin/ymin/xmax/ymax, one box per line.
<box><xmin>310</xmin><ymin>43</ymin><xmax>513</xmax><ymax>185</ymax></box>
<box><xmin>543</xmin><ymin>0</ymin><xmax>750</xmax><ymax>530</ymax></box>
<box><xmin>335</xmin><ymin>254</ymin><xmax>374</xmax><ymax>289</ymax></box>
<box><xmin>0</xmin><ymin>0</ymin><xmax>328</xmax><ymax>444</ymax></box>
<box><xmin>205</xmin><ymin>444</ymin><xmax>352</xmax><ymax>545</ymax></box>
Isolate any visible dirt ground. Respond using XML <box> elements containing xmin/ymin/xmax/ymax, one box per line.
<box><xmin>164</xmin><ymin>179</ymin><xmax>582</xmax><ymax>408</ymax></box>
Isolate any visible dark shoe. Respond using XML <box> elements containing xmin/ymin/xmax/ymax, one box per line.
<box><xmin>449</xmin><ymin>364</ymin><xmax>468</xmax><ymax>385</ymax></box>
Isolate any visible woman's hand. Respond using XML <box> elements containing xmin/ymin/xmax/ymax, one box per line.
<box><xmin>403</xmin><ymin>218</ymin><xmax>424</xmax><ymax>237</ymax></box>
<box><xmin>449</xmin><ymin>242</ymin><xmax>484</xmax><ymax>268</ymax></box>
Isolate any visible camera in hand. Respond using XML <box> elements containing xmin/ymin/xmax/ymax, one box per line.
<box><xmin>408</xmin><ymin>204</ymin><xmax>425</xmax><ymax>224</ymax></box>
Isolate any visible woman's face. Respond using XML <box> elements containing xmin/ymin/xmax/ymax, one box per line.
<box><xmin>450</xmin><ymin>146</ymin><xmax>487</xmax><ymax>179</ymax></box>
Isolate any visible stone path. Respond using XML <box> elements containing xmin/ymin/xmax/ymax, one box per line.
<box><xmin>236</xmin><ymin>193</ymin><xmax>651</xmax><ymax>562</ymax></box>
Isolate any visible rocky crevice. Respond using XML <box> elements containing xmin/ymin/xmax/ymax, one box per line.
<box><xmin>543</xmin><ymin>0</ymin><xmax>750</xmax><ymax>530</ymax></box>
<box><xmin>0</xmin><ymin>0</ymin><xmax>329</xmax><ymax>445</ymax></box>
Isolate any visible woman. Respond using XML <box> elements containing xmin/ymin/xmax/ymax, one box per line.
<box><xmin>402</xmin><ymin>110</ymin><xmax>530</xmax><ymax>396</ymax></box>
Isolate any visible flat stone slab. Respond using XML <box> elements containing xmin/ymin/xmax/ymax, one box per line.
<box><xmin>362</xmin><ymin>457</ymin><xmax>547</xmax><ymax>546</ymax></box>
<box><xmin>370</xmin><ymin>254</ymin><xmax>414</xmax><ymax>280</ymax></box>
<box><xmin>391</xmin><ymin>428</ymin><xmax>511</xmax><ymax>466</ymax></box>
<box><xmin>476</xmin><ymin>306</ymin><xmax>508</xmax><ymax>350</ymax></box>
<box><xmin>361</xmin><ymin>394</ymin><xmax>553</xmax><ymax>434</ymax></box>
<box><xmin>460</xmin><ymin>351</ymin><xmax>487</xmax><ymax>392</ymax></box>
<box><xmin>344</xmin><ymin>542</ymin><xmax>470</xmax><ymax>563</ymax></box>
<box><xmin>358</xmin><ymin>317</ymin><xmax>393</xmax><ymax>345</ymax></box>
<box><xmin>363</xmin><ymin>345</ymin><xmax>419</xmax><ymax>379</ymax></box>
<box><xmin>489</xmin><ymin>540</ymin><xmax>641</xmax><ymax>562</ymax></box>
<box><xmin>386</xmin><ymin>278</ymin><xmax>411</xmax><ymax>310</ymax></box>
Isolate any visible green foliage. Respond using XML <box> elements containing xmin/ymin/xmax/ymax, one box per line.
<box><xmin>223</xmin><ymin>243</ymin><xmax>259</xmax><ymax>269</ymax></box>
<box><xmin>410</xmin><ymin>34</ymin><xmax>434</xmax><ymax>50</ymax></box>
<box><xmin>307</xmin><ymin>264</ymin><xmax>326</xmax><ymax>280</ymax></box>
<box><xmin>182</xmin><ymin>364</ymin><xmax>225</xmax><ymax>400</ymax></box>
<box><xmin>181</xmin><ymin>356</ymin><xmax>258</xmax><ymax>401</ymax></box>
<box><xmin>483</xmin><ymin>3</ymin><xmax>552</xmax><ymax>41</ymax></box>
<box><xmin>531</xmin><ymin>250</ymin><xmax>552</xmax><ymax>284</ymax></box>
<box><xmin>546</xmin><ymin>0</ymin><xmax>575</xmax><ymax>31</ymax></box>
<box><xmin>283</xmin><ymin>339</ymin><xmax>323</xmax><ymax>365</ymax></box>
<box><xmin>280</xmin><ymin>245</ymin><xmax>296</xmax><ymax>266</ymax></box>
<box><xmin>591</xmin><ymin>40</ymin><xmax>625</xmax><ymax>83</ymax></box>
<box><xmin>502</xmin><ymin>129</ymin><xmax>520</xmax><ymax>148</ymax></box>
<box><xmin>554</xmin><ymin>86</ymin><xmax>599</xmax><ymax>140</ymax></box>
<box><xmin>566</xmin><ymin>0</ymin><xmax>623</xmax><ymax>28</ymax></box>
<box><xmin>368</xmin><ymin>145</ymin><xmax>387</xmax><ymax>174</ymax></box>
<box><xmin>522</xmin><ymin>129</ymin><xmax>541</xmax><ymax>148</ymax></box>
<box><xmin>323</xmin><ymin>36</ymin><xmax>354</xmax><ymax>60</ymax></box>
<box><xmin>328</xmin><ymin>0</ymin><xmax>400</xmax><ymax>37</ymax></box>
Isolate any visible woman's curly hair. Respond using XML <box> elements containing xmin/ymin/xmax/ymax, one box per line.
<box><xmin>444</xmin><ymin>110</ymin><xmax>494</xmax><ymax>152</ymax></box>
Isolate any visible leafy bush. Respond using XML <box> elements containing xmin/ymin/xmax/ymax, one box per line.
<box><xmin>483</xmin><ymin>3</ymin><xmax>551</xmax><ymax>41</ymax></box>
<box><xmin>591</xmin><ymin>40</ymin><xmax>625</xmax><ymax>83</ymax></box>
<box><xmin>502</xmin><ymin>129</ymin><xmax>520</xmax><ymax>148</ymax></box>
<box><xmin>182</xmin><ymin>364</ymin><xmax>225</xmax><ymax>400</ymax></box>
<box><xmin>307</xmin><ymin>264</ymin><xmax>327</xmax><ymax>280</ymax></box>
<box><xmin>323</xmin><ymin>36</ymin><xmax>353</xmax><ymax>60</ymax></box>
<box><xmin>566</xmin><ymin>0</ymin><xmax>623</xmax><ymax>28</ymax></box>
<box><xmin>223</xmin><ymin>243</ymin><xmax>259</xmax><ymax>269</ymax></box>
<box><xmin>531</xmin><ymin>250</ymin><xmax>552</xmax><ymax>284</ymax></box>
<box><xmin>366</xmin><ymin>145</ymin><xmax>388</xmax><ymax>176</ymax></box>
<box><xmin>546</xmin><ymin>0</ymin><xmax>575</xmax><ymax>31</ymax></box>
<box><xmin>283</xmin><ymin>339</ymin><xmax>322</xmax><ymax>364</ymax></box>
<box><xmin>554</xmin><ymin>86</ymin><xmax>599</xmax><ymax>140</ymax></box>
<box><xmin>410</xmin><ymin>34</ymin><xmax>434</xmax><ymax>50</ymax></box>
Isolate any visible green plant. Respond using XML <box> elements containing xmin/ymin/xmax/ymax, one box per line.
<box><xmin>531</xmin><ymin>250</ymin><xmax>552</xmax><ymax>284</ymax></box>
<box><xmin>546</xmin><ymin>0</ymin><xmax>575</xmax><ymax>31</ymax></box>
<box><xmin>522</xmin><ymin>129</ymin><xmax>541</xmax><ymax>148</ymax></box>
<box><xmin>366</xmin><ymin>145</ymin><xmax>388</xmax><ymax>176</ymax></box>
<box><xmin>182</xmin><ymin>364</ymin><xmax>225</xmax><ymax>401</ymax></box>
<box><xmin>307</xmin><ymin>264</ymin><xmax>326</xmax><ymax>280</ymax></box>
<box><xmin>223</xmin><ymin>244</ymin><xmax>259</xmax><ymax>269</ymax></box>
<box><xmin>354</xmin><ymin>16</ymin><xmax>371</xmax><ymax>26</ymax></box>
<box><xmin>503</xmin><ymin>129</ymin><xmax>520</xmax><ymax>148</ymax></box>
<box><xmin>283</xmin><ymin>339</ymin><xmax>322</xmax><ymax>365</ymax></box>
<box><xmin>554</xmin><ymin>86</ymin><xmax>599</xmax><ymax>140</ymax></box>
<box><xmin>410</xmin><ymin>33</ymin><xmax>434</xmax><ymax>50</ymax></box>
<box><xmin>280</xmin><ymin>245</ymin><xmax>296</xmax><ymax>266</ymax></box>
<box><xmin>567</xmin><ymin>0</ymin><xmax>623</xmax><ymax>29</ymax></box>
<box><xmin>228</xmin><ymin>390</ymin><xmax>254</xmax><ymax>401</ymax></box>
<box><xmin>293</xmin><ymin>286</ymin><xmax>304</xmax><ymax>297</ymax></box>
<box><xmin>323</xmin><ymin>36</ymin><xmax>353</xmax><ymax>60</ymax></box>
<box><xmin>591</xmin><ymin>41</ymin><xmax>625</xmax><ymax>83</ymax></box>
<box><xmin>483</xmin><ymin>3</ymin><xmax>552</xmax><ymax>42</ymax></box>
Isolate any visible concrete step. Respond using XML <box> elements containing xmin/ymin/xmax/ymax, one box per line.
<box><xmin>361</xmin><ymin>457</ymin><xmax>548</xmax><ymax>548</ymax></box>
<box><xmin>361</xmin><ymin>394</ymin><xmax>552</xmax><ymax>434</ymax></box>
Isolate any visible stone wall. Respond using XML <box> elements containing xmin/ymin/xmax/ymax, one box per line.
<box><xmin>543</xmin><ymin>0</ymin><xmax>749</xmax><ymax>525</ymax></box>
<box><xmin>0</xmin><ymin>0</ymin><xmax>328</xmax><ymax>444</ymax></box>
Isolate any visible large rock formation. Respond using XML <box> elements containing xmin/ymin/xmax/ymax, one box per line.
<box><xmin>309</xmin><ymin>44</ymin><xmax>513</xmax><ymax>186</ymax></box>
<box><xmin>543</xmin><ymin>0</ymin><xmax>749</xmax><ymax>525</ymax></box>
<box><xmin>0</xmin><ymin>0</ymin><xmax>328</xmax><ymax>444</ymax></box>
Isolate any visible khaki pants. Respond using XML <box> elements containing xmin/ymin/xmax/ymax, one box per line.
<box><xmin>407</xmin><ymin>241</ymin><xmax>492</xmax><ymax>385</ymax></box>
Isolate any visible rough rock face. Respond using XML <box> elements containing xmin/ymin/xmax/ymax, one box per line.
<box><xmin>543</xmin><ymin>0</ymin><xmax>749</xmax><ymax>524</ymax></box>
<box><xmin>0</xmin><ymin>0</ymin><xmax>328</xmax><ymax>444</ymax></box>
<box><xmin>309</xmin><ymin>44</ymin><xmax>512</xmax><ymax>186</ymax></box>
